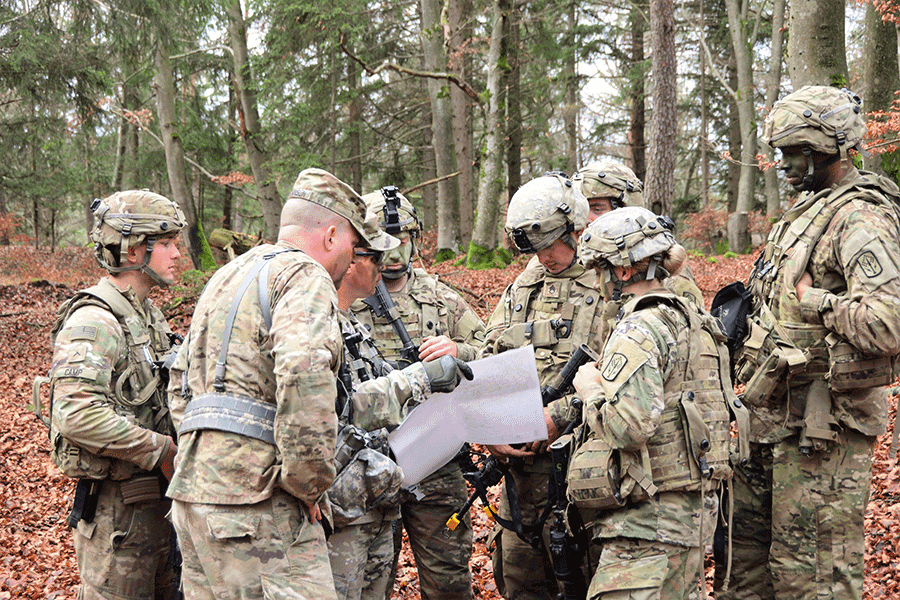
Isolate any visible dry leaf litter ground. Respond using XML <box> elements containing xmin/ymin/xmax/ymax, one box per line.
<box><xmin>1</xmin><ymin>241</ymin><xmax>897</xmax><ymax>599</ymax></box>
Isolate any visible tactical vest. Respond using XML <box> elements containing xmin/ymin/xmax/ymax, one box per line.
<box><xmin>736</xmin><ymin>173</ymin><xmax>900</xmax><ymax>410</ymax></box>
<box><xmin>567</xmin><ymin>292</ymin><xmax>750</xmax><ymax>509</ymax></box>
<box><xmin>494</xmin><ymin>263</ymin><xmax>607</xmax><ymax>387</ymax></box>
<box><xmin>352</xmin><ymin>268</ymin><xmax>447</xmax><ymax>362</ymax></box>
<box><xmin>47</xmin><ymin>279</ymin><xmax>174</xmax><ymax>480</ymax></box>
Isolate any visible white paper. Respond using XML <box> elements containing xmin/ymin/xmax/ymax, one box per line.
<box><xmin>388</xmin><ymin>346</ymin><xmax>546</xmax><ymax>486</ymax></box>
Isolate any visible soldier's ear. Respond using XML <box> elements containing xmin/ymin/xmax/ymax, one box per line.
<box><xmin>322</xmin><ymin>224</ymin><xmax>338</xmax><ymax>252</ymax></box>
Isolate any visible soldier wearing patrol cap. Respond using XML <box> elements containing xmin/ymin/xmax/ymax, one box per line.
<box><xmin>480</xmin><ymin>173</ymin><xmax>608</xmax><ymax>600</ymax></box>
<box><xmin>48</xmin><ymin>190</ymin><xmax>185</xmax><ymax>599</ymax></box>
<box><xmin>329</xmin><ymin>203</ymin><xmax>474</xmax><ymax>600</ymax></box>
<box><xmin>167</xmin><ymin>168</ymin><xmax>371</xmax><ymax>600</ymax></box>
<box><xmin>721</xmin><ymin>85</ymin><xmax>900</xmax><ymax>599</ymax></box>
<box><xmin>349</xmin><ymin>187</ymin><xmax>484</xmax><ymax>600</ymax></box>
<box><xmin>570</xmin><ymin>206</ymin><xmax>746</xmax><ymax>600</ymax></box>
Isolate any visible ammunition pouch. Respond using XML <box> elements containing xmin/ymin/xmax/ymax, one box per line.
<box><xmin>329</xmin><ymin>426</ymin><xmax>403</xmax><ymax>529</ymax></box>
<box><xmin>67</xmin><ymin>478</ymin><xmax>102</xmax><ymax>528</ymax></box>
<box><xmin>119</xmin><ymin>473</ymin><xmax>164</xmax><ymax>505</ymax></box>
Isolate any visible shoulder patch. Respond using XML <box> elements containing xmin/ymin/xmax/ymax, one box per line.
<box><xmin>69</xmin><ymin>325</ymin><xmax>98</xmax><ymax>341</ymax></box>
<box><xmin>601</xmin><ymin>352</ymin><xmax>629</xmax><ymax>381</ymax></box>
<box><xmin>857</xmin><ymin>250</ymin><xmax>883</xmax><ymax>278</ymax></box>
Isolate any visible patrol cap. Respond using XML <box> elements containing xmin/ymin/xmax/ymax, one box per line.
<box><xmin>362</xmin><ymin>209</ymin><xmax>401</xmax><ymax>252</ymax></box>
<box><xmin>288</xmin><ymin>168</ymin><xmax>371</xmax><ymax>247</ymax></box>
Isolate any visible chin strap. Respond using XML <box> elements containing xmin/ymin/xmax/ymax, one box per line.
<box><xmin>799</xmin><ymin>148</ymin><xmax>841</xmax><ymax>192</ymax></box>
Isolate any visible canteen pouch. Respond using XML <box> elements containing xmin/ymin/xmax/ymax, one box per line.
<box><xmin>566</xmin><ymin>432</ymin><xmax>625</xmax><ymax>511</ymax></box>
<box><xmin>329</xmin><ymin>448</ymin><xmax>404</xmax><ymax>529</ymax></box>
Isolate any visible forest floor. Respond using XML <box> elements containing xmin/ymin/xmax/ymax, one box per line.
<box><xmin>0</xmin><ymin>238</ymin><xmax>898</xmax><ymax>599</ymax></box>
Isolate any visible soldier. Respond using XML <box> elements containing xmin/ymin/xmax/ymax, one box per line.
<box><xmin>48</xmin><ymin>190</ymin><xmax>185</xmax><ymax>599</ymax></box>
<box><xmin>166</xmin><ymin>169</ymin><xmax>370</xmax><ymax>600</ymax></box>
<box><xmin>570</xmin><ymin>207</ymin><xmax>743</xmax><ymax>599</ymax></box>
<box><xmin>574</xmin><ymin>162</ymin><xmax>704</xmax><ymax>307</ymax></box>
<box><xmin>481</xmin><ymin>173</ymin><xmax>607</xmax><ymax>600</ymax></box>
<box><xmin>329</xmin><ymin>207</ymin><xmax>473</xmax><ymax>600</ymax></box>
<box><xmin>349</xmin><ymin>188</ymin><xmax>485</xmax><ymax>600</ymax></box>
<box><xmin>572</xmin><ymin>161</ymin><xmax>643</xmax><ymax>221</ymax></box>
<box><xmin>722</xmin><ymin>85</ymin><xmax>900</xmax><ymax>599</ymax></box>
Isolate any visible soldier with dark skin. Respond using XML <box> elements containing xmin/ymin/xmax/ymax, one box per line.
<box><xmin>350</xmin><ymin>190</ymin><xmax>484</xmax><ymax>600</ymax></box>
<box><xmin>722</xmin><ymin>86</ymin><xmax>900</xmax><ymax>600</ymax></box>
<box><xmin>48</xmin><ymin>190</ymin><xmax>185</xmax><ymax>600</ymax></box>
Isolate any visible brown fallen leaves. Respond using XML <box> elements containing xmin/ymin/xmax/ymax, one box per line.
<box><xmin>1</xmin><ymin>244</ymin><xmax>898</xmax><ymax>600</ymax></box>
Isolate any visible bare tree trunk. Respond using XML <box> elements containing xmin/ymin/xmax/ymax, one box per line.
<box><xmin>418</xmin><ymin>95</ymin><xmax>439</xmax><ymax>232</ymax></box>
<box><xmin>563</xmin><ymin>0</ymin><xmax>578</xmax><ymax>175</ymax></box>
<box><xmin>724</xmin><ymin>0</ymin><xmax>759</xmax><ymax>253</ymax></box>
<box><xmin>699</xmin><ymin>0</ymin><xmax>709</xmax><ymax>208</ymax></box>
<box><xmin>227</xmin><ymin>0</ymin><xmax>282</xmax><ymax>241</ymax></box>
<box><xmin>420</xmin><ymin>0</ymin><xmax>460</xmax><ymax>254</ymax></box>
<box><xmin>346</xmin><ymin>42</ymin><xmax>364</xmax><ymax>192</ymax></box>
<box><xmin>154</xmin><ymin>44</ymin><xmax>202</xmax><ymax>268</ymax></box>
<box><xmin>787</xmin><ymin>0</ymin><xmax>847</xmax><ymax>88</ymax></box>
<box><xmin>505</xmin><ymin>3</ymin><xmax>522</xmax><ymax>202</ymax></box>
<box><xmin>449</xmin><ymin>0</ymin><xmax>474</xmax><ymax>246</ymax></box>
<box><xmin>629</xmin><ymin>1</ymin><xmax>647</xmax><ymax>184</ymax></box>
<box><xmin>469</xmin><ymin>0</ymin><xmax>506</xmax><ymax>264</ymax></box>
<box><xmin>764</xmin><ymin>0</ymin><xmax>786</xmax><ymax>215</ymax></box>
<box><xmin>646</xmin><ymin>0</ymin><xmax>676</xmax><ymax>216</ymax></box>
<box><xmin>864</xmin><ymin>1</ymin><xmax>900</xmax><ymax>176</ymax></box>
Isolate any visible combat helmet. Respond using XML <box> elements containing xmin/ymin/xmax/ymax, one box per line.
<box><xmin>90</xmin><ymin>190</ymin><xmax>186</xmax><ymax>286</ymax></box>
<box><xmin>762</xmin><ymin>86</ymin><xmax>866</xmax><ymax>191</ymax></box>
<box><xmin>573</xmin><ymin>162</ymin><xmax>644</xmax><ymax>210</ymax></box>
<box><xmin>362</xmin><ymin>186</ymin><xmax>420</xmax><ymax>279</ymax></box>
<box><xmin>505</xmin><ymin>173</ymin><xmax>589</xmax><ymax>253</ymax></box>
<box><xmin>580</xmin><ymin>206</ymin><xmax>676</xmax><ymax>299</ymax></box>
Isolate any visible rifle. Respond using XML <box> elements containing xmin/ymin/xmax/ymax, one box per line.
<box><xmin>547</xmin><ymin>401</ymin><xmax>589</xmax><ymax>600</ymax></box>
<box><xmin>448</xmin><ymin>344</ymin><xmax>599</xmax><ymax>538</ymax></box>
<box><xmin>362</xmin><ymin>279</ymin><xmax>420</xmax><ymax>368</ymax></box>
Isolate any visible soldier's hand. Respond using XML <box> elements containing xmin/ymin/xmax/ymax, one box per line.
<box><xmin>796</xmin><ymin>271</ymin><xmax>813</xmax><ymax>301</ymax></box>
<box><xmin>573</xmin><ymin>362</ymin><xmax>601</xmax><ymax>395</ymax></box>
<box><xmin>306</xmin><ymin>502</ymin><xmax>322</xmax><ymax>523</ymax></box>
<box><xmin>423</xmin><ymin>355</ymin><xmax>474</xmax><ymax>393</ymax></box>
<box><xmin>160</xmin><ymin>436</ymin><xmax>178</xmax><ymax>481</ymax></box>
<box><xmin>419</xmin><ymin>335</ymin><xmax>458</xmax><ymax>361</ymax></box>
<box><xmin>486</xmin><ymin>443</ymin><xmax>534</xmax><ymax>462</ymax></box>
<box><xmin>526</xmin><ymin>408</ymin><xmax>558</xmax><ymax>453</ymax></box>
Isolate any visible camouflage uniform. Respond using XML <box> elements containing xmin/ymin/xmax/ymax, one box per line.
<box><xmin>722</xmin><ymin>86</ymin><xmax>900</xmax><ymax>600</ymax></box>
<box><xmin>480</xmin><ymin>174</ymin><xmax>610</xmax><ymax>600</ymax></box>
<box><xmin>48</xmin><ymin>191</ymin><xmax>185</xmax><ymax>600</ymax></box>
<box><xmin>168</xmin><ymin>169</ymin><xmax>371</xmax><ymax>600</ymax></box>
<box><xmin>573</xmin><ymin>163</ymin><xmax>704</xmax><ymax>309</ymax></box>
<box><xmin>328</xmin><ymin>309</ymin><xmax>432</xmax><ymax>600</ymax></box>
<box><xmin>571</xmin><ymin>207</ymin><xmax>741</xmax><ymax>600</ymax></box>
<box><xmin>351</xmin><ymin>265</ymin><xmax>484</xmax><ymax>600</ymax></box>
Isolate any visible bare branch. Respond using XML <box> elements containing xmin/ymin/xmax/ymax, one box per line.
<box><xmin>339</xmin><ymin>35</ymin><xmax>481</xmax><ymax>103</ymax></box>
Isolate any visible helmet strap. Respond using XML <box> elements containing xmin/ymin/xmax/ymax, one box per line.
<box><xmin>800</xmin><ymin>147</ymin><xmax>840</xmax><ymax>191</ymax></box>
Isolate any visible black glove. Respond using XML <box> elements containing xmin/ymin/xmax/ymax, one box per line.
<box><xmin>422</xmin><ymin>355</ymin><xmax>475</xmax><ymax>393</ymax></box>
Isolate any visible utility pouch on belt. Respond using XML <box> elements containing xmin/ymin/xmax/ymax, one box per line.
<box><xmin>825</xmin><ymin>332</ymin><xmax>895</xmax><ymax>391</ymax></box>
<box><xmin>119</xmin><ymin>474</ymin><xmax>163</xmax><ymax>505</ymax></box>
<box><xmin>565</xmin><ymin>431</ymin><xmax>624</xmax><ymax>511</ymax></box>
